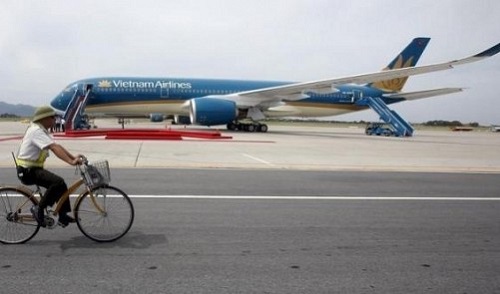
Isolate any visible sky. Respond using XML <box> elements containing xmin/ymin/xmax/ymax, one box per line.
<box><xmin>1</xmin><ymin>0</ymin><xmax>499</xmax><ymax>124</ymax></box>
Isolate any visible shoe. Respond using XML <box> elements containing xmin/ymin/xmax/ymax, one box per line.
<box><xmin>30</xmin><ymin>205</ymin><xmax>46</xmax><ymax>227</ymax></box>
<box><xmin>58</xmin><ymin>214</ymin><xmax>76</xmax><ymax>227</ymax></box>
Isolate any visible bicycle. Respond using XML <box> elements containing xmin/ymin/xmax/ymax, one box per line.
<box><xmin>0</xmin><ymin>156</ymin><xmax>134</xmax><ymax>244</ymax></box>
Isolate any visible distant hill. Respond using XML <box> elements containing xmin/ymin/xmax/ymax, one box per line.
<box><xmin>0</xmin><ymin>101</ymin><xmax>36</xmax><ymax>117</ymax></box>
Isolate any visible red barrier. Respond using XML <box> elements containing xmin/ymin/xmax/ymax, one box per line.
<box><xmin>55</xmin><ymin>128</ymin><xmax>232</xmax><ymax>140</ymax></box>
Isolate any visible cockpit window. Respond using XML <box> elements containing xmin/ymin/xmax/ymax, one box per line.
<box><xmin>63</xmin><ymin>83</ymin><xmax>78</xmax><ymax>93</ymax></box>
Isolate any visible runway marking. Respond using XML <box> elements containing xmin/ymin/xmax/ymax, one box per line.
<box><xmin>242</xmin><ymin>153</ymin><xmax>275</xmax><ymax>167</ymax></box>
<box><xmin>125</xmin><ymin>195</ymin><xmax>500</xmax><ymax>201</ymax></box>
<box><xmin>134</xmin><ymin>142</ymin><xmax>143</xmax><ymax>167</ymax></box>
<box><xmin>19</xmin><ymin>194</ymin><xmax>497</xmax><ymax>201</ymax></box>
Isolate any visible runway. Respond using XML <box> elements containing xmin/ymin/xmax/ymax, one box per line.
<box><xmin>1</xmin><ymin>121</ymin><xmax>500</xmax><ymax>293</ymax></box>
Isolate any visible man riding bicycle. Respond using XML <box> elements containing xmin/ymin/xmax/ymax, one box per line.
<box><xmin>15</xmin><ymin>106</ymin><xmax>84</xmax><ymax>227</ymax></box>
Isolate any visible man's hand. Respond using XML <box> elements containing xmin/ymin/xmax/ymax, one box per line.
<box><xmin>71</xmin><ymin>155</ymin><xmax>85</xmax><ymax>165</ymax></box>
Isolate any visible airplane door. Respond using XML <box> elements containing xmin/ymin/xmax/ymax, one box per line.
<box><xmin>160</xmin><ymin>85</ymin><xmax>169</xmax><ymax>98</ymax></box>
<box><xmin>352</xmin><ymin>90</ymin><xmax>363</xmax><ymax>102</ymax></box>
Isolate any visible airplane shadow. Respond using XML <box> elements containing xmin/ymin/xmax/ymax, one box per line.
<box><xmin>259</xmin><ymin>129</ymin><xmax>384</xmax><ymax>141</ymax></box>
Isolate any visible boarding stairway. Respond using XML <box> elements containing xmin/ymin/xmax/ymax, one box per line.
<box><xmin>64</xmin><ymin>84</ymin><xmax>93</xmax><ymax>131</ymax></box>
<box><xmin>361</xmin><ymin>96</ymin><xmax>414</xmax><ymax>137</ymax></box>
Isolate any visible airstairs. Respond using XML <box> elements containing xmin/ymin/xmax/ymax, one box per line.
<box><xmin>63</xmin><ymin>84</ymin><xmax>93</xmax><ymax>131</ymax></box>
<box><xmin>361</xmin><ymin>96</ymin><xmax>414</xmax><ymax>137</ymax></box>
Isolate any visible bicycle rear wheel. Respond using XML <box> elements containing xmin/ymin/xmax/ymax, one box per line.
<box><xmin>0</xmin><ymin>187</ymin><xmax>40</xmax><ymax>244</ymax></box>
<box><xmin>74</xmin><ymin>185</ymin><xmax>134</xmax><ymax>242</ymax></box>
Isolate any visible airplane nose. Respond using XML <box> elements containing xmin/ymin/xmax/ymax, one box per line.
<box><xmin>50</xmin><ymin>92</ymin><xmax>70</xmax><ymax>114</ymax></box>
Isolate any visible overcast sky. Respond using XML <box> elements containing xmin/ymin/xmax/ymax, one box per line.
<box><xmin>1</xmin><ymin>0</ymin><xmax>499</xmax><ymax>124</ymax></box>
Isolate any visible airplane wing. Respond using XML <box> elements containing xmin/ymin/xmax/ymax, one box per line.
<box><xmin>383</xmin><ymin>88</ymin><xmax>464</xmax><ymax>101</ymax></box>
<box><xmin>232</xmin><ymin>42</ymin><xmax>500</xmax><ymax>107</ymax></box>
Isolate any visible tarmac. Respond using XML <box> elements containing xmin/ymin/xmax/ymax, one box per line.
<box><xmin>1</xmin><ymin>119</ymin><xmax>500</xmax><ymax>173</ymax></box>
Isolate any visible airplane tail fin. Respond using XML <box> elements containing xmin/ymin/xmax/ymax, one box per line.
<box><xmin>369</xmin><ymin>37</ymin><xmax>431</xmax><ymax>92</ymax></box>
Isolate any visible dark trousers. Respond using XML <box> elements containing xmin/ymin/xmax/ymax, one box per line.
<box><xmin>22</xmin><ymin>168</ymin><xmax>71</xmax><ymax>215</ymax></box>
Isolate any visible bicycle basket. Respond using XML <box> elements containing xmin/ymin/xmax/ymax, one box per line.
<box><xmin>83</xmin><ymin>160</ymin><xmax>110</xmax><ymax>188</ymax></box>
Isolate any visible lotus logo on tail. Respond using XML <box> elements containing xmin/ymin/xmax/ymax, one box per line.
<box><xmin>371</xmin><ymin>55</ymin><xmax>415</xmax><ymax>92</ymax></box>
<box><xmin>387</xmin><ymin>55</ymin><xmax>414</xmax><ymax>70</ymax></box>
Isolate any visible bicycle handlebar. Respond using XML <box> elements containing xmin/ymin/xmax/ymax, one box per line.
<box><xmin>79</xmin><ymin>155</ymin><xmax>89</xmax><ymax>166</ymax></box>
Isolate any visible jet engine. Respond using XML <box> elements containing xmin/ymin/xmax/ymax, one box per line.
<box><xmin>188</xmin><ymin>98</ymin><xmax>238</xmax><ymax>126</ymax></box>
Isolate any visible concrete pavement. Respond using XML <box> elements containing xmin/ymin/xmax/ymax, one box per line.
<box><xmin>1</xmin><ymin>120</ymin><xmax>500</xmax><ymax>173</ymax></box>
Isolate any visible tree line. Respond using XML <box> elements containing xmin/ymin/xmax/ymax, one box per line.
<box><xmin>421</xmin><ymin>120</ymin><xmax>479</xmax><ymax>127</ymax></box>
<box><xmin>0</xmin><ymin>113</ymin><xmax>20</xmax><ymax>118</ymax></box>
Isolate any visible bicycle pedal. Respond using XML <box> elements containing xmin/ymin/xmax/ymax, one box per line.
<box><xmin>57</xmin><ymin>222</ymin><xmax>68</xmax><ymax>228</ymax></box>
<box><xmin>44</xmin><ymin>216</ymin><xmax>57</xmax><ymax>229</ymax></box>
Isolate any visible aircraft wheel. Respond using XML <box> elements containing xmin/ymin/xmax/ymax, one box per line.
<box><xmin>246</xmin><ymin>124</ymin><xmax>256</xmax><ymax>132</ymax></box>
<box><xmin>258</xmin><ymin>124</ymin><xmax>268</xmax><ymax>133</ymax></box>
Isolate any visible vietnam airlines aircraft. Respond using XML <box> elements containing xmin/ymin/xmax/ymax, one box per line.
<box><xmin>50</xmin><ymin>38</ymin><xmax>500</xmax><ymax>136</ymax></box>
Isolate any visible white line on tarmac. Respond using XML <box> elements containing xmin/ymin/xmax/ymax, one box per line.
<box><xmin>125</xmin><ymin>195</ymin><xmax>500</xmax><ymax>201</ymax></box>
<box><xmin>242</xmin><ymin>153</ymin><xmax>275</xmax><ymax>167</ymax></box>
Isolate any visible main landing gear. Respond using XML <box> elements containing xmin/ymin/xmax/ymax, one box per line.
<box><xmin>226</xmin><ymin>122</ymin><xmax>268</xmax><ymax>132</ymax></box>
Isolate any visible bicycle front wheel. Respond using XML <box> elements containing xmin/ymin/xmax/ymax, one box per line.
<box><xmin>74</xmin><ymin>185</ymin><xmax>134</xmax><ymax>242</ymax></box>
<box><xmin>0</xmin><ymin>187</ymin><xmax>40</xmax><ymax>244</ymax></box>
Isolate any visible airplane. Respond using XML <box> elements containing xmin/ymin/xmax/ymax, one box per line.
<box><xmin>50</xmin><ymin>37</ymin><xmax>500</xmax><ymax>136</ymax></box>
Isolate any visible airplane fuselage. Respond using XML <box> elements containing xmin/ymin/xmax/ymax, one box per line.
<box><xmin>50</xmin><ymin>77</ymin><xmax>398</xmax><ymax>119</ymax></box>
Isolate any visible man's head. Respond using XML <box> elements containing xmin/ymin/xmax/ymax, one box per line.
<box><xmin>32</xmin><ymin>106</ymin><xmax>56</xmax><ymax>127</ymax></box>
